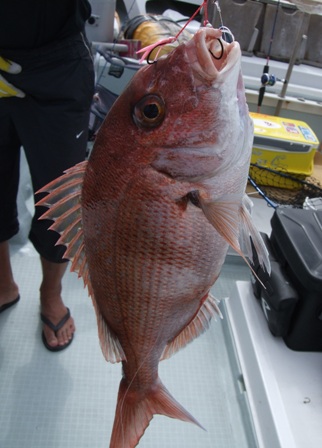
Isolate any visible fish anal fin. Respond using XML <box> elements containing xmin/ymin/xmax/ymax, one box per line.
<box><xmin>161</xmin><ymin>293</ymin><xmax>222</xmax><ymax>360</ymax></box>
<box><xmin>110</xmin><ymin>377</ymin><xmax>204</xmax><ymax>448</ymax></box>
<box><xmin>91</xmin><ymin>298</ymin><xmax>126</xmax><ymax>363</ymax></box>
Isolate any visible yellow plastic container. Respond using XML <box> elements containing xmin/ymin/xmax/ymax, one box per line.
<box><xmin>250</xmin><ymin>113</ymin><xmax>319</xmax><ymax>188</ymax></box>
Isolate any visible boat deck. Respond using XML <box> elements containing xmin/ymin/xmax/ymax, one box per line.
<box><xmin>0</xmin><ymin>239</ymin><xmax>257</xmax><ymax>448</ymax></box>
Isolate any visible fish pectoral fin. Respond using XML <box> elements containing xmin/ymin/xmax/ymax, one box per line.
<box><xmin>199</xmin><ymin>192</ymin><xmax>242</xmax><ymax>252</ymax></box>
<box><xmin>199</xmin><ymin>192</ymin><xmax>271</xmax><ymax>279</ymax></box>
<box><xmin>239</xmin><ymin>195</ymin><xmax>271</xmax><ymax>274</ymax></box>
<box><xmin>110</xmin><ymin>377</ymin><xmax>204</xmax><ymax>448</ymax></box>
<box><xmin>161</xmin><ymin>293</ymin><xmax>222</xmax><ymax>360</ymax></box>
<box><xmin>36</xmin><ymin>161</ymin><xmax>94</xmax><ymax>296</ymax></box>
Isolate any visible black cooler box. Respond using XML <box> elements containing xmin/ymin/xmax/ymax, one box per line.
<box><xmin>251</xmin><ymin>207</ymin><xmax>322</xmax><ymax>351</ymax></box>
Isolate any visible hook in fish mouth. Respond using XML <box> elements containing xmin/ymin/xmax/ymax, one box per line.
<box><xmin>190</xmin><ymin>27</ymin><xmax>231</xmax><ymax>80</ymax></box>
<box><xmin>209</xmin><ymin>38</ymin><xmax>224</xmax><ymax>60</ymax></box>
<box><xmin>208</xmin><ymin>27</ymin><xmax>234</xmax><ymax>61</ymax></box>
<box><xmin>147</xmin><ymin>39</ymin><xmax>225</xmax><ymax>64</ymax></box>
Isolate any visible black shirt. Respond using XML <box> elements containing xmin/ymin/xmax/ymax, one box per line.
<box><xmin>0</xmin><ymin>0</ymin><xmax>91</xmax><ymax>51</ymax></box>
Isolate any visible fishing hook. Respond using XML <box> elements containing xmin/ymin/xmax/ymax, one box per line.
<box><xmin>146</xmin><ymin>43</ymin><xmax>164</xmax><ymax>64</ymax></box>
<box><xmin>209</xmin><ymin>38</ymin><xmax>224</xmax><ymax>60</ymax></box>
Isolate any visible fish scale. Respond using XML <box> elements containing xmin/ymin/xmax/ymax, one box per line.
<box><xmin>115</xmin><ymin>187</ymin><xmax>201</xmax><ymax>328</ymax></box>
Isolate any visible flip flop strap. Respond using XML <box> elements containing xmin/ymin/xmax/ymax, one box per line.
<box><xmin>40</xmin><ymin>308</ymin><xmax>71</xmax><ymax>333</ymax></box>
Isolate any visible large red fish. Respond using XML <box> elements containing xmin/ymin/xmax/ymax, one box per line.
<box><xmin>38</xmin><ymin>27</ymin><xmax>269</xmax><ymax>447</ymax></box>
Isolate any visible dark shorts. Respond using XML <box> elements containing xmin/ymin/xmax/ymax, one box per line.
<box><xmin>0</xmin><ymin>32</ymin><xmax>95</xmax><ymax>262</ymax></box>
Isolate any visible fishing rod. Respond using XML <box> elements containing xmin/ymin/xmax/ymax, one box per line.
<box><xmin>257</xmin><ymin>0</ymin><xmax>282</xmax><ymax>111</ymax></box>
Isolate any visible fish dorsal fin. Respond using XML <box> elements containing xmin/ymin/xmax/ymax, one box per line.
<box><xmin>37</xmin><ymin>161</ymin><xmax>126</xmax><ymax>363</ymax></box>
<box><xmin>161</xmin><ymin>293</ymin><xmax>222</xmax><ymax>360</ymax></box>
<box><xmin>199</xmin><ymin>192</ymin><xmax>271</xmax><ymax>280</ymax></box>
<box><xmin>37</xmin><ymin>161</ymin><xmax>93</xmax><ymax>291</ymax></box>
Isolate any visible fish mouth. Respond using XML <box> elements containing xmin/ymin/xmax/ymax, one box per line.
<box><xmin>186</xmin><ymin>27</ymin><xmax>240</xmax><ymax>83</ymax></box>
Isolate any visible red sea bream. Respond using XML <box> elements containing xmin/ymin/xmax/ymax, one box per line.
<box><xmin>38</xmin><ymin>26</ymin><xmax>270</xmax><ymax>447</ymax></box>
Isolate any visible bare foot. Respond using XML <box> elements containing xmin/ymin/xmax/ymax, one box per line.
<box><xmin>0</xmin><ymin>286</ymin><xmax>20</xmax><ymax>310</ymax></box>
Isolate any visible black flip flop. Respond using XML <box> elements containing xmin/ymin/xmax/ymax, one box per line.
<box><xmin>0</xmin><ymin>295</ymin><xmax>20</xmax><ymax>314</ymax></box>
<box><xmin>41</xmin><ymin>307</ymin><xmax>74</xmax><ymax>352</ymax></box>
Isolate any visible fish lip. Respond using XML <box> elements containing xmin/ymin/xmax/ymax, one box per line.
<box><xmin>188</xmin><ymin>27</ymin><xmax>240</xmax><ymax>82</ymax></box>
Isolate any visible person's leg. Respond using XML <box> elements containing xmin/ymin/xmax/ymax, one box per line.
<box><xmin>11</xmin><ymin>33</ymin><xmax>94</xmax><ymax>348</ymax></box>
<box><xmin>0</xmin><ymin>241</ymin><xmax>19</xmax><ymax>308</ymax></box>
<box><xmin>39</xmin><ymin>257</ymin><xmax>75</xmax><ymax>349</ymax></box>
<box><xmin>0</xmin><ymin>100</ymin><xmax>21</xmax><ymax>310</ymax></box>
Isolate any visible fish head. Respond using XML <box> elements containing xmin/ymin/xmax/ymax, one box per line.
<box><xmin>92</xmin><ymin>26</ymin><xmax>252</xmax><ymax>183</ymax></box>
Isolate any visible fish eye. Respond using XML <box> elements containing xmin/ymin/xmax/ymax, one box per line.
<box><xmin>133</xmin><ymin>94</ymin><xmax>165</xmax><ymax>128</ymax></box>
<box><xmin>143</xmin><ymin>103</ymin><xmax>159</xmax><ymax>119</ymax></box>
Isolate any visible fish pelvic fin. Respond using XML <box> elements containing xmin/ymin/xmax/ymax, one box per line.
<box><xmin>199</xmin><ymin>192</ymin><xmax>271</xmax><ymax>278</ymax></box>
<box><xmin>36</xmin><ymin>161</ymin><xmax>94</xmax><ymax>296</ymax></box>
<box><xmin>161</xmin><ymin>293</ymin><xmax>222</xmax><ymax>360</ymax></box>
<box><xmin>110</xmin><ymin>377</ymin><xmax>204</xmax><ymax>448</ymax></box>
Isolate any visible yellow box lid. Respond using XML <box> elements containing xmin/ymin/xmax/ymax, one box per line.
<box><xmin>250</xmin><ymin>112</ymin><xmax>319</xmax><ymax>148</ymax></box>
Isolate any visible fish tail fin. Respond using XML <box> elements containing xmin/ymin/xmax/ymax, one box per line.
<box><xmin>110</xmin><ymin>377</ymin><xmax>204</xmax><ymax>448</ymax></box>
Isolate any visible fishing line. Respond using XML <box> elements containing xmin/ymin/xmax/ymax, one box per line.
<box><xmin>209</xmin><ymin>1</ymin><xmax>234</xmax><ymax>43</ymax></box>
<box><xmin>214</xmin><ymin>0</ymin><xmax>224</xmax><ymax>28</ymax></box>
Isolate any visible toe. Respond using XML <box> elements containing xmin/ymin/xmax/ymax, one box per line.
<box><xmin>43</xmin><ymin>326</ymin><xmax>59</xmax><ymax>348</ymax></box>
<box><xmin>56</xmin><ymin>318</ymin><xmax>75</xmax><ymax>346</ymax></box>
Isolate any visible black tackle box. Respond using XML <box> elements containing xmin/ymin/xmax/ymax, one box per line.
<box><xmin>251</xmin><ymin>207</ymin><xmax>322</xmax><ymax>351</ymax></box>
